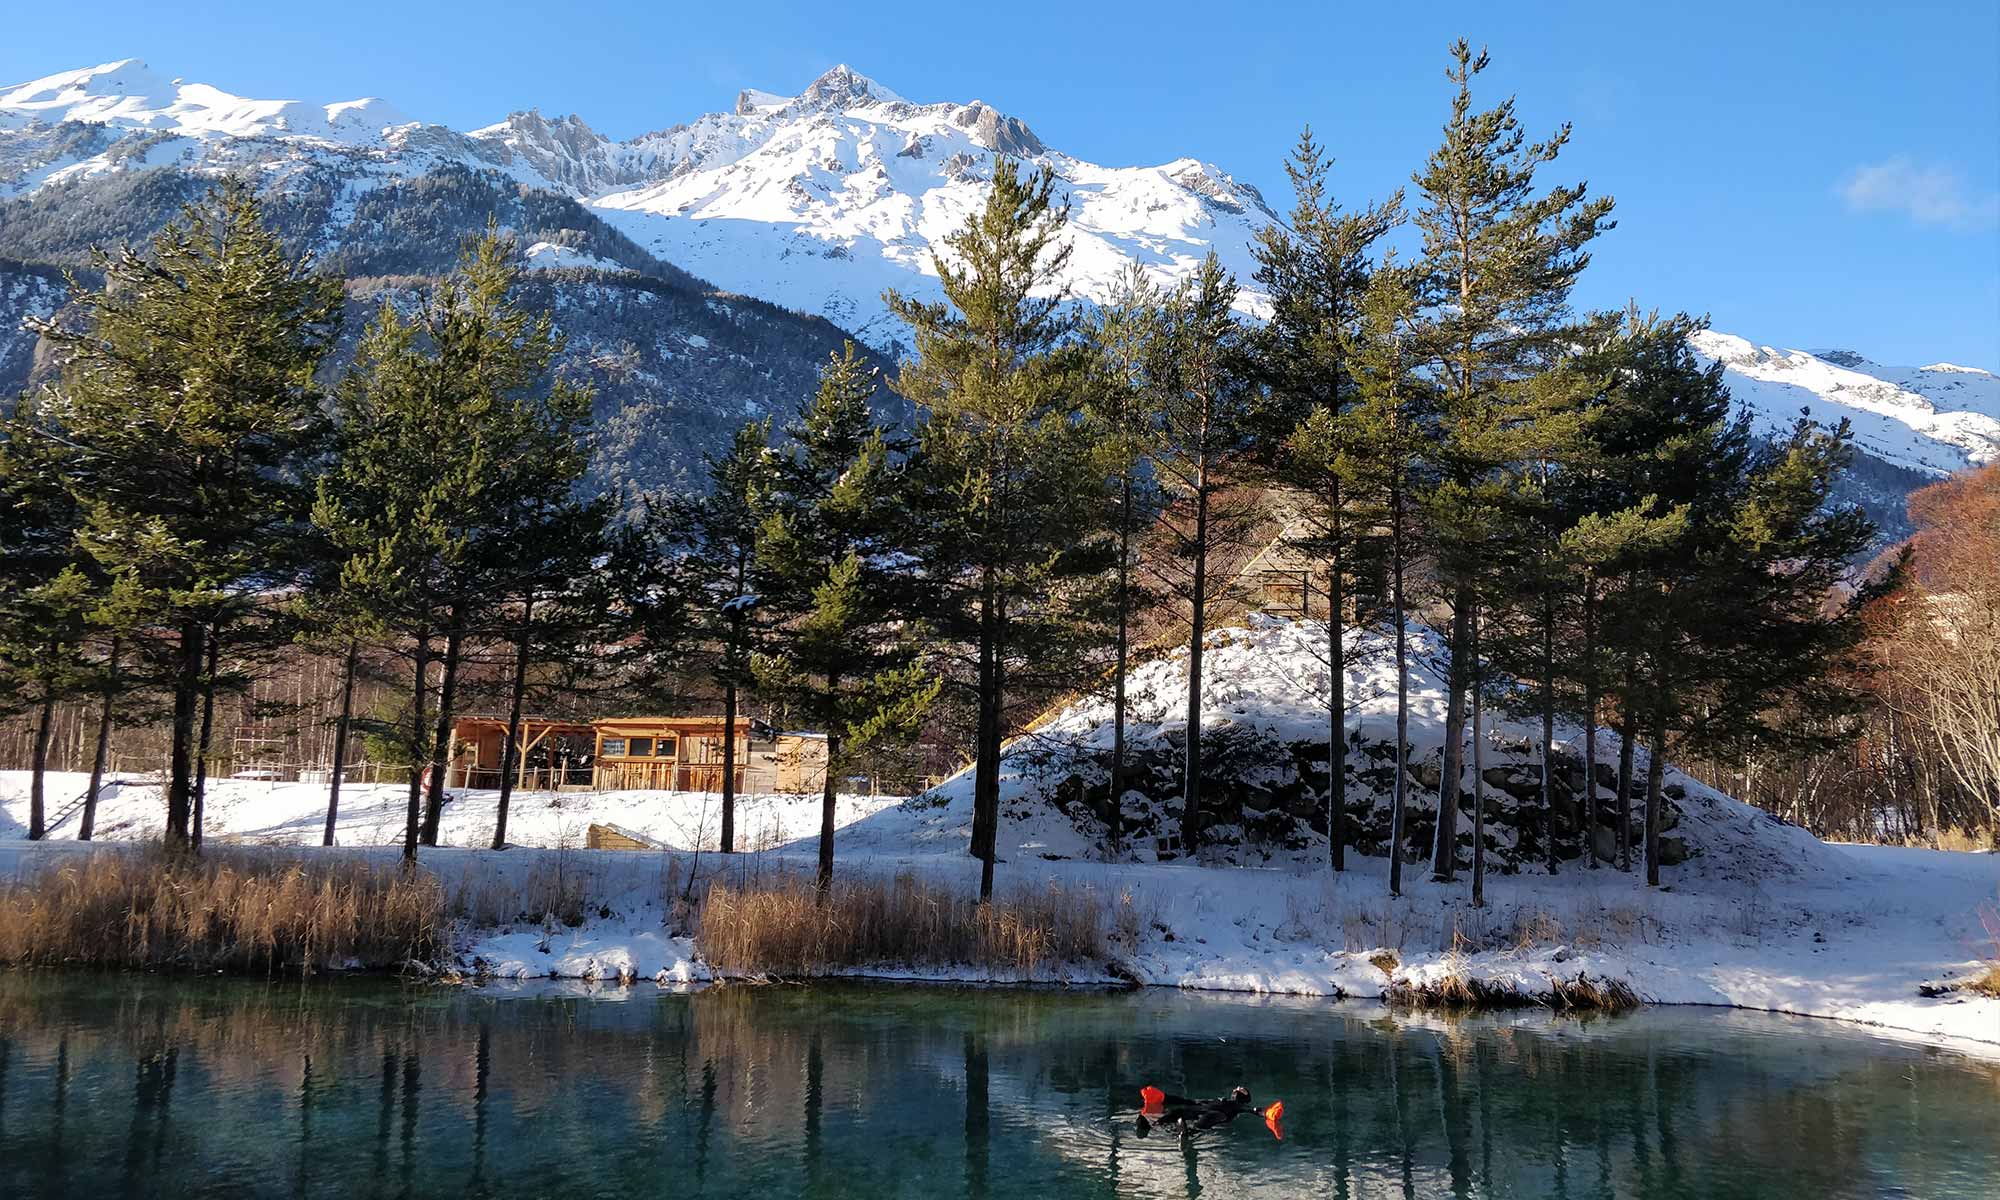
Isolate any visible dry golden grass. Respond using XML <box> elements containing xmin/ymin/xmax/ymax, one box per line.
<box><xmin>0</xmin><ymin>848</ymin><xmax>444</xmax><ymax>976</ymax></box>
<box><xmin>698</xmin><ymin>870</ymin><xmax>1106</xmax><ymax>978</ymax></box>
<box><xmin>1387</xmin><ymin>969</ymin><xmax>1640</xmax><ymax>1012</ymax></box>
<box><xmin>1548</xmin><ymin>975</ymin><xmax>1642</xmax><ymax>1012</ymax></box>
<box><xmin>1895</xmin><ymin>826</ymin><xmax>1995</xmax><ymax>852</ymax></box>
<box><xmin>1975</xmin><ymin>895</ymin><xmax>2000</xmax><ymax>997</ymax></box>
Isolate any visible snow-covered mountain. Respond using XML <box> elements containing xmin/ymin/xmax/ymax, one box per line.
<box><xmin>570</xmin><ymin>65</ymin><xmax>1277</xmax><ymax>345</ymax></box>
<box><xmin>0</xmin><ymin>58</ymin><xmax>413</xmax><ymax>144</ymax></box>
<box><xmin>1690</xmin><ymin>332</ymin><xmax>2000</xmax><ymax>477</ymax></box>
<box><xmin>2</xmin><ymin>58</ymin><xmax>1994</xmax><ymax>508</ymax></box>
<box><xmin>0</xmin><ymin>60</ymin><xmax>1276</xmax><ymax>348</ymax></box>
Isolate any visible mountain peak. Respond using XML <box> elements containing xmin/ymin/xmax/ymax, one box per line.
<box><xmin>792</xmin><ymin>64</ymin><xmax>904</xmax><ymax>112</ymax></box>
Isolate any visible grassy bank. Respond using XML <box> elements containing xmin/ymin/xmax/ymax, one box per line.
<box><xmin>0</xmin><ymin>847</ymin><xmax>445</xmax><ymax>975</ymax></box>
<box><xmin>698</xmin><ymin>870</ymin><xmax>1111</xmax><ymax>979</ymax></box>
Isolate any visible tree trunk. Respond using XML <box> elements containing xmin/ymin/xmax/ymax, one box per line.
<box><xmin>165</xmin><ymin>619</ymin><xmax>206</xmax><ymax>850</ymax></box>
<box><xmin>816</xmin><ymin>720</ymin><xmax>842</xmax><ymax>898</ymax></box>
<box><xmin>978</xmin><ymin>655</ymin><xmax>1006</xmax><ymax>901</ymax></box>
<box><xmin>422</xmin><ymin>605</ymin><xmax>465</xmax><ymax>846</ymax></box>
<box><xmin>1645</xmin><ymin>711</ymin><xmax>1667</xmax><ymax>888</ymax></box>
<box><xmin>404</xmin><ymin>632</ymin><xmax>432</xmax><ymax>863</ymax></box>
<box><xmin>720</xmin><ymin>673</ymin><xmax>737</xmax><ymax>854</ymax></box>
<box><xmin>1471</xmin><ymin>608</ymin><xmax>1487</xmax><ymax>908</ymax></box>
<box><xmin>323</xmin><ymin>639</ymin><xmax>358</xmax><ymax>848</ymax></box>
<box><xmin>1328</xmin><ymin>529</ymin><xmax>1347</xmax><ymax>873</ymax></box>
<box><xmin>969</xmin><ymin>574</ymin><xmax>996</xmax><ymax>866</ymax></box>
<box><xmin>192</xmin><ymin>632</ymin><xmax>220</xmax><ymax>850</ymax></box>
<box><xmin>1108</xmin><ymin>481</ymin><xmax>1133</xmax><ymax>859</ymax></box>
<box><xmin>1540</xmin><ymin>599</ymin><xmax>1557</xmax><ymax>875</ymax></box>
<box><xmin>1182</xmin><ymin>483</ymin><xmax>1210</xmax><ymax>856</ymax></box>
<box><xmin>1431</xmin><ymin>593</ymin><xmax>1472</xmax><ymax>879</ymax></box>
<box><xmin>1616</xmin><ymin>659</ymin><xmax>1637</xmax><ymax>872</ymax></box>
<box><xmin>1581</xmin><ymin>582</ymin><xmax>1600</xmax><ymax>868</ymax></box>
<box><xmin>1388</xmin><ymin>573</ymin><xmax>1409</xmax><ymax>899</ymax></box>
<box><xmin>81</xmin><ymin>637</ymin><xmax>119</xmax><ymax>842</ymax></box>
<box><xmin>27</xmin><ymin>689</ymin><xmax>54</xmax><ymax>840</ymax></box>
<box><xmin>493</xmin><ymin>596</ymin><xmax>534</xmax><ymax>851</ymax></box>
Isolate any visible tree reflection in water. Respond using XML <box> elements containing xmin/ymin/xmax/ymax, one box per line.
<box><xmin>0</xmin><ymin>977</ymin><xmax>1993</xmax><ymax>1199</ymax></box>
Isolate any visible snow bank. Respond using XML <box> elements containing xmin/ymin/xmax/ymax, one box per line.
<box><xmin>0</xmin><ymin>769</ymin><xmax>897</xmax><ymax>851</ymax></box>
<box><xmin>3</xmin><ymin>614</ymin><xmax>1994</xmax><ymax>1054</ymax></box>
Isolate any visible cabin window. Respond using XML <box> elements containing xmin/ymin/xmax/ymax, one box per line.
<box><xmin>658</xmin><ymin>734</ymin><xmax>679</xmax><ymax>759</ymax></box>
<box><xmin>599</xmin><ymin>737</ymin><xmax>627</xmax><ymax>757</ymax></box>
<box><xmin>628</xmin><ymin>737</ymin><xmax>655</xmax><ymax>757</ymax></box>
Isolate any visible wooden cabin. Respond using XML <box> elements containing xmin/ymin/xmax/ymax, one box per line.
<box><xmin>448</xmin><ymin>716</ymin><xmax>597</xmax><ymax>791</ymax></box>
<box><xmin>449</xmin><ymin>714</ymin><xmax>827</xmax><ymax>794</ymax></box>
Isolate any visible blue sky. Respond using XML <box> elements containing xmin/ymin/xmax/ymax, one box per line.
<box><xmin>5</xmin><ymin>0</ymin><xmax>1996</xmax><ymax>367</ymax></box>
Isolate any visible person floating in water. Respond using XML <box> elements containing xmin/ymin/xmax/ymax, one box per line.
<box><xmin>1135</xmin><ymin>1086</ymin><xmax>1284</xmax><ymax>1141</ymax></box>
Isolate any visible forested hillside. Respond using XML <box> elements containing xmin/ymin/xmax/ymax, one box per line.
<box><xmin>0</xmin><ymin>163</ymin><xmax>896</xmax><ymax>503</ymax></box>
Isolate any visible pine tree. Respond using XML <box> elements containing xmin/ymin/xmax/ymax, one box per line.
<box><xmin>756</xmin><ymin>345</ymin><xmax>938</xmax><ymax>894</ymax></box>
<box><xmin>668</xmin><ymin>419</ymin><xmax>776</xmax><ymax>854</ymax></box>
<box><xmin>1251</xmin><ymin>128</ymin><xmax>1401</xmax><ymax>872</ymax></box>
<box><xmin>0</xmin><ymin>397</ymin><xmax>106</xmax><ymax>840</ymax></box>
<box><xmin>288</xmin><ymin>521</ymin><xmax>380</xmax><ymax>847</ymax></box>
<box><xmin>1319</xmin><ymin>263</ymin><xmax>1434</xmax><ymax>893</ymax></box>
<box><xmin>32</xmin><ymin>180</ymin><xmax>343</xmax><ymax>849</ymax></box>
<box><xmin>1480</xmin><ymin>353</ymin><xmax>1603</xmax><ymax>875</ymax></box>
<box><xmin>887</xmin><ymin>160</ymin><xmax>1105</xmax><ymax>899</ymax></box>
<box><xmin>315</xmin><ymin>229</ymin><xmax>595</xmax><ymax>856</ymax></box>
<box><xmin>1584</xmin><ymin>313</ymin><xmax>1734</xmax><ymax>872</ymax></box>
<box><xmin>1080</xmin><ymin>266</ymin><xmax>1166</xmax><ymax>858</ymax></box>
<box><xmin>1411</xmin><ymin>41</ymin><xmax>1615</xmax><ymax>882</ymax></box>
<box><xmin>1151</xmin><ymin>253</ymin><xmax>1260</xmax><ymax>856</ymax></box>
<box><xmin>1640</xmin><ymin>418</ymin><xmax>1872</xmax><ymax>882</ymax></box>
<box><xmin>316</xmin><ymin>299</ymin><xmax>476</xmax><ymax>861</ymax></box>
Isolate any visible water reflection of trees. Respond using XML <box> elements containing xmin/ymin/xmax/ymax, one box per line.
<box><xmin>0</xmin><ymin>978</ymin><xmax>1992</xmax><ymax>1198</ymax></box>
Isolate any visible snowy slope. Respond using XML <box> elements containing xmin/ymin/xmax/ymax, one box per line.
<box><xmin>1691</xmin><ymin>331</ymin><xmax>2000</xmax><ymax>476</ymax></box>
<box><xmin>0</xmin><ymin>59</ymin><xmax>413</xmax><ymax>144</ymax></box>
<box><xmin>854</xmin><ymin>612</ymin><xmax>1843</xmax><ymax>884</ymax></box>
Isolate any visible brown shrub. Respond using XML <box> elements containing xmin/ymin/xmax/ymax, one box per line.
<box><xmin>698</xmin><ymin>870</ymin><xmax>1105</xmax><ymax>978</ymax></box>
<box><xmin>0</xmin><ymin>848</ymin><xmax>444</xmax><ymax>976</ymax></box>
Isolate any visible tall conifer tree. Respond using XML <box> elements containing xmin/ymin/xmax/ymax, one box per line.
<box><xmin>757</xmin><ymin>345</ymin><xmax>937</xmax><ymax>894</ymax></box>
<box><xmin>888</xmin><ymin>160</ymin><xmax>1103</xmax><ymax>899</ymax></box>
<box><xmin>33</xmin><ymin>180</ymin><xmax>342</xmax><ymax>849</ymax></box>
<box><xmin>1081</xmin><ymin>266</ymin><xmax>1166</xmax><ymax>857</ymax></box>
<box><xmin>1151</xmin><ymin>253</ymin><xmax>1260</xmax><ymax>855</ymax></box>
<box><xmin>669</xmin><ymin>419</ymin><xmax>775</xmax><ymax>854</ymax></box>
<box><xmin>1251</xmin><ymin>129</ymin><xmax>1401</xmax><ymax>871</ymax></box>
<box><xmin>1411</xmin><ymin>41</ymin><xmax>1615</xmax><ymax>881</ymax></box>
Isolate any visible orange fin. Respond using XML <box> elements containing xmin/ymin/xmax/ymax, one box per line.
<box><xmin>1264</xmin><ymin>1100</ymin><xmax>1285</xmax><ymax>1140</ymax></box>
<box><xmin>1140</xmin><ymin>1085</ymin><xmax>1166</xmax><ymax>1113</ymax></box>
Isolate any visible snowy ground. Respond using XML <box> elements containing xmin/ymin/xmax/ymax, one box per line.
<box><xmin>0</xmin><ymin>768</ymin><xmax>899</xmax><ymax>851</ymax></box>
<box><xmin>3</xmin><ymin>771</ymin><xmax>1995</xmax><ymax>1056</ymax></box>
<box><xmin>3</xmin><ymin>612</ymin><xmax>1996</xmax><ymax>1055</ymax></box>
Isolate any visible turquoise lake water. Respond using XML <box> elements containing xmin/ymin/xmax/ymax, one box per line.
<box><xmin>0</xmin><ymin>975</ymin><xmax>1995</xmax><ymax>1198</ymax></box>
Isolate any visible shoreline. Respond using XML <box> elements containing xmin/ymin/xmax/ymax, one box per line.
<box><xmin>4</xmin><ymin>773</ymin><xmax>1996</xmax><ymax>1058</ymax></box>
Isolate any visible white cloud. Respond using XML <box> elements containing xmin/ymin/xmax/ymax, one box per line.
<box><xmin>1838</xmin><ymin>156</ymin><xmax>2000</xmax><ymax>232</ymax></box>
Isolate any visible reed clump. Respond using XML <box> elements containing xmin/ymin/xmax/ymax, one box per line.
<box><xmin>1388</xmin><ymin>971</ymin><xmax>1640</xmax><ymax>1012</ymax></box>
<box><xmin>1974</xmin><ymin>898</ymin><xmax>2000</xmax><ymax>997</ymax></box>
<box><xmin>0</xmin><ymin>848</ymin><xmax>445</xmax><ymax>976</ymax></box>
<box><xmin>698</xmin><ymin>870</ymin><xmax>1106</xmax><ymax>978</ymax></box>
